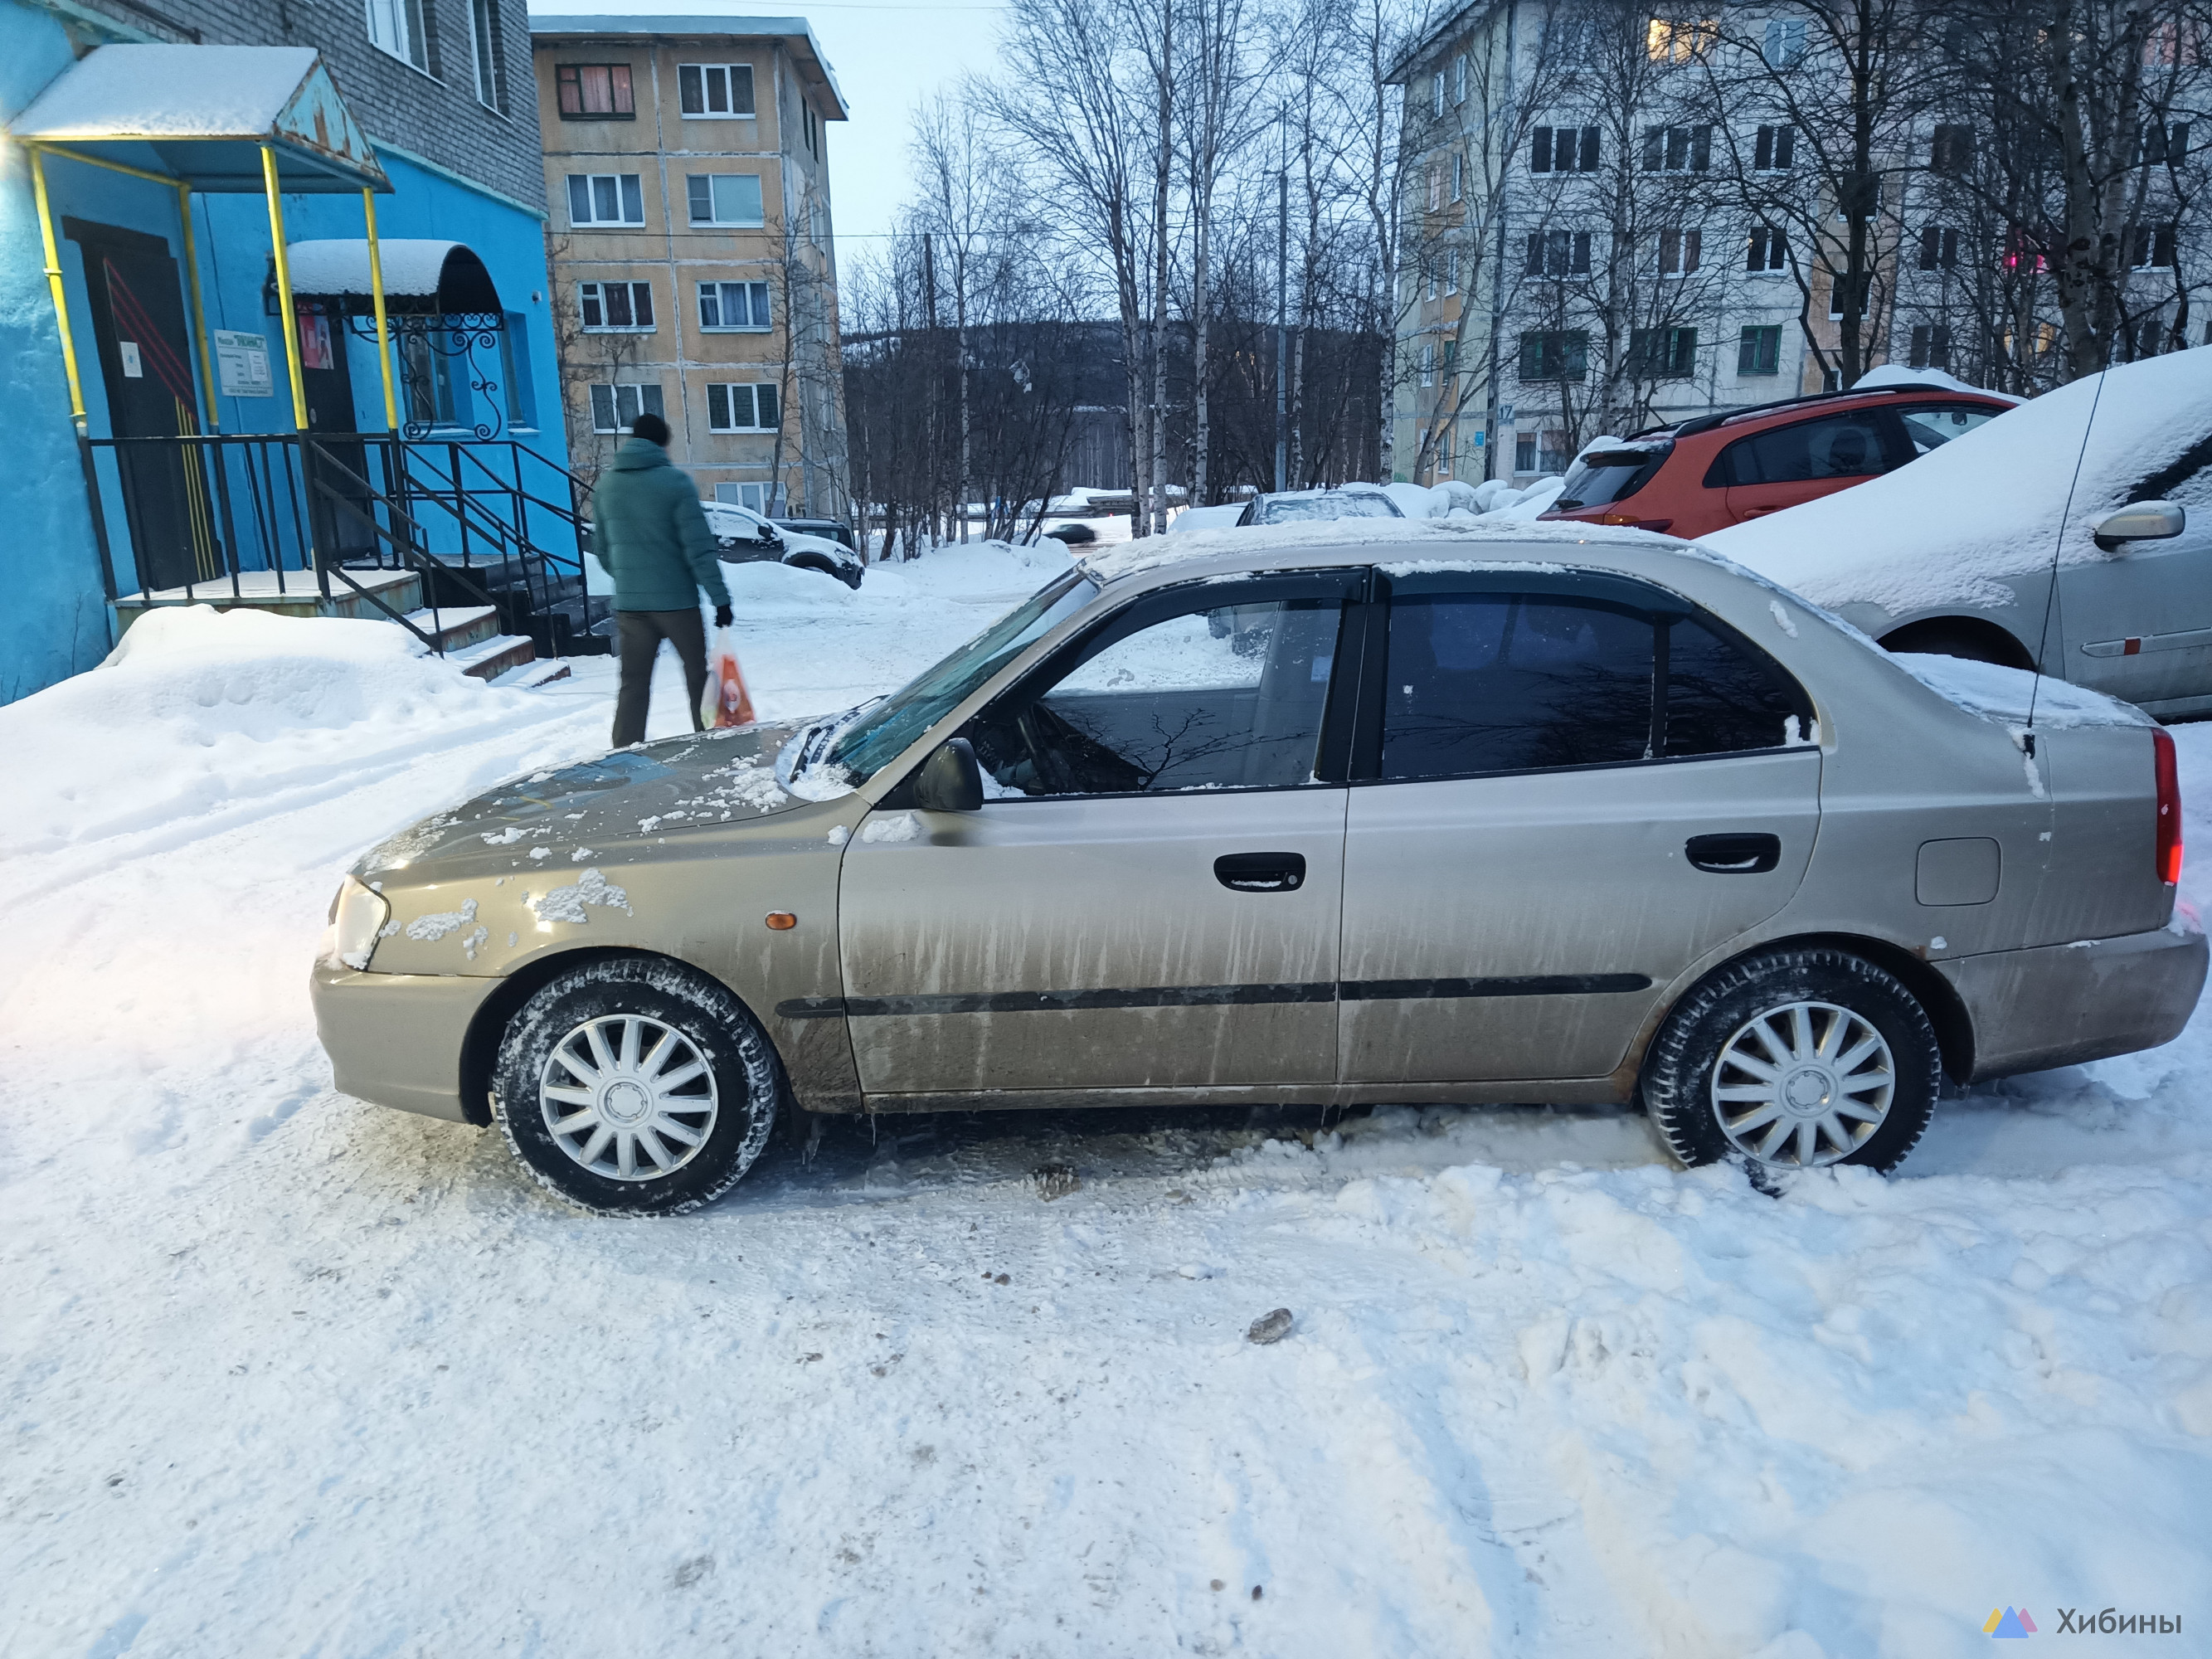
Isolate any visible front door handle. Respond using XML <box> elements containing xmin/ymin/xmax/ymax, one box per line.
<box><xmin>1687</xmin><ymin>833</ymin><xmax>1781</xmax><ymax>873</ymax></box>
<box><xmin>1215</xmin><ymin>852</ymin><xmax>1306</xmax><ymax>893</ymax></box>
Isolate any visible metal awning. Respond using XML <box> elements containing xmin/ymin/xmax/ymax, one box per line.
<box><xmin>286</xmin><ymin>240</ymin><xmax>502</xmax><ymax>314</ymax></box>
<box><xmin>10</xmin><ymin>45</ymin><xmax>391</xmax><ymax>193</ymax></box>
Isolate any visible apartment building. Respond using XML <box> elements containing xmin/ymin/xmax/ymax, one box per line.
<box><xmin>531</xmin><ymin>14</ymin><xmax>848</xmax><ymax>518</ymax></box>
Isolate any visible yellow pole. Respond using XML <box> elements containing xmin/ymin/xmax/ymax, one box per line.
<box><xmin>29</xmin><ymin>148</ymin><xmax>88</xmax><ymax>431</ymax></box>
<box><xmin>177</xmin><ymin>182</ymin><xmax>220</xmax><ymax>433</ymax></box>
<box><xmin>260</xmin><ymin>144</ymin><xmax>309</xmax><ymax>432</ymax></box>
<box><xmin>362</xmin><ymin>187</ymin><xmax>399</xmax><ymax>432</ymax></box>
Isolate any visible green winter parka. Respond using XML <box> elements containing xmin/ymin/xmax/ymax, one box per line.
<box><xmin>589</xmin><ymin>438</ymin><xmax>732</xmax><ymax>611</ymax></box>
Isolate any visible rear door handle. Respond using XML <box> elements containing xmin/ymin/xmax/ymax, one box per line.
<box><xmin>1215</xmin><ymin>852</ymin><xmax>1306</xmax><ymax>893</ymax></box>
<box><xmin>1687</xmin><ymin>833</ymin><xmax>1781</xmax><ymax>873</ymax></box>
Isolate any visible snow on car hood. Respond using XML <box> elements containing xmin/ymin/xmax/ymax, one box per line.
<box><xmin>1704</xmin><ymin>353</ymin><xmax>2212</xmax><ymax>616</ymax></box>
<box><xmin>357</xmin><ymin>721</ymin><xmax>809</xmax><ymax>873</ymax></box>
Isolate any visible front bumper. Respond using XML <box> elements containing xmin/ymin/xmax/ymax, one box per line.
<box><xmin>310</xmin><ymin>960</ymin><xmax>503</xmax><ymax>1122</ymax></box>
<box><xmin>1938</xmin><ymin>917</ymin><xmax>2209</xmax><ymax>1082</ymax></box>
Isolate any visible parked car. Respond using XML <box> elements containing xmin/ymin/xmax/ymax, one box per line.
<box><xmin>1168</xmin><ymin>503</ymin><xmax>1250</xmax><ymax>535</ymax></box>
<box><xmin>1705</xmin><ymin>352</ymin><xmax>2212</xmax><ymax>717</ymax></box>
<box><xmin>314</xmin><ymin>522</ymin><xmax>2202</xmax><ymax>1212</ymax></box>
<box><xmin>703</xmin><ymin>501</ymin><xmax>863</xmax><ymax>589</ymax></box>
<box><xmin>1541</xmin><ymin>382</ymin><xmax>2016</xmax><ymax>541</ymax></box>
<box><xmin>771</xmin><ymin>516</ymin><xmax>857</xmax><ymax>552</ymax></box>
<box><xmin>1237</xmin><ymin>486</ymin><xmax>1403</xmax><ymax>526</ymax></box>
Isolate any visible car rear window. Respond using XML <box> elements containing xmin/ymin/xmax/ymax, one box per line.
<box><xmin>1706</xmin><ymin>410</ymin><xmax>1903</xmax><ymax>487</ymax></box>
<box><xmin>1260</xmin><ymin>492</ymin><xmax>1399</xmax><ymax>523</ymax></box>
<box><xmin>1556</xmin><ymin>441</ymin><xmax>1672</xmax><ymax>510</ymax></box>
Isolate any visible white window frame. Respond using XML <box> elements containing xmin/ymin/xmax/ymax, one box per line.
<box><xmin>1451</xmin><ymin>152</ymin><xmax>1464</xmax><ymax>202</ymax></box>
<box><xmin>587</xmin><ymin>382</ymin><xmax>665</xmax><ymax>434</ymax></box>
<box><xmin>467</xmin><ymin>0</ymin><xmax>503</xmax><ymax>112</ymax></box>
<box><xmin>1432</xmin><ymin>72</ymin><xmax>1445</xmax><ymax>117</ymax></box>
<box><xmin>578</xmin><ymin>280</ymin><xmax>655</xmax><ymax>333</ymax></box>
<box><xmin>716</xmin><ymin>482</ymin><xmax>773</xmax><ymax>513</ymax></box>
<box><xmin>687</xmin><ymin>173</ymin><xmax>766</xmax><ymax>228</ymax></box>
<box><xmin>1445</xmin><ymin>248</ymin><xmax>1459</xmax><ymax>294</ymax></box>
<box><xmin>698</xmin><ymin>280</ymin><xmax>773</xmax><ymax>332</ymax></box>
<box><xmin>1764</xmin><ymin>17</ymin><xmax>1806</xmax><ymax>66</ymax></box>
<box><xmin>567</xmin><ymin>173</ymin><xmax>645</xmax><ymax>227</ymax></box>
<box><xmin>678</xmin><ymin>63</ymin><xmax>756</xmax><ymax>118</ymax></box>
<box><xmin>705</xmin><ymin>381</ymin><xmax>782</xmax><ymax>433</ymax></box>
<box><xmin>364</xmin><ymin>0</ymin><xmax>429</xmax><ymax>71</ymax></box>
<box><xmin>1453</xmin><ymin>54</ymin><xmax>1467</xmax><ymax>104</ymax></box>
<box><xmin>1418</xmin><ymin>343</ymin><xmax>1436</xmax><ymax>387</ymax></box>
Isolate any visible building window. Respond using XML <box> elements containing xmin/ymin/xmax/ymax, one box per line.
<box><xmin>1518</xmin><ymin>329</ymin><xmax>1588</xmax><ymax>381</ymax></box>
<box><xmin>556</xmin><ymin>64</ymin><xmax>635</xmax><ymax>119</ymax></box>
<box><xmin>1418</xmin><ymin>343</ymin><xmax>1436</xmax><ymax>387</ymax></box>
<box><xmin>2130</xmin><ymin>221</ymin><xmax>2180</xmax><ymax>267</ymax></box>
<box><xmin>1531</xmin><ymin>125</ymin><xmax>1600</xmax><ymax>173</ymax></box>
<box><xmin>466</xmin><ymin>0</ymin><xmax>505</xmax><ymax>111</ymax></box>
<box><xmin>1747</xmin><ymin>225</ymin><xmax>1787</xmax><ymax>271</ymax></box>
<box><xmin>698</xmin><ymin>280</ymin><xmax>772</xmax><ymax>331</ymax></box>
<box><xmin>688</xmin><ymin>174</ymin><xmax>766</xmax><ymax>227</ymax></box>
<box><xmin>1451</xmin><ymin>152</ymin><xmax>1464</xmax><ymax>202</ymax></box>
<box><xmin>589</xmin><ymin>382</ymin><xmax>665</xmax><ymax>433</ymax></box>
<box><xmin>1514</xmin><ymin>433</ymin><xmax>1538</xmax><ymax>473</ymax></box>
<box><xmin>566</xmin><ymin>173</ymin><xmax>645</xmax><ymax>226</ymax></box>
<box><xmin>1646</xmin><ymin>17</ymin><xmax>1716</xmax><ymax>64</ymax></box>
<box><xmin>497</xmin><ymin>310</ymin><xmax>537</xmax><ymax>430</ymax></box>
<box><xmin>578</xmin><ymin>280</ymin><xmax>654</xmax><ymax>331</ymax></box>
<box><xmin>1453</xmin><ymin>54</ymin><xmax>1467</xmax><ymax>103</ymax></box>
<box><xmin>1641</xmin><ymin>124</ymin><xmax>1713</xmax><ymax>172</ymax></box>
<box><xmin>1753</xmin><ymin>124</ymin><xmax>1795</xmax><ymax>170</ymax></box>
<box><xmin>1827</xmin><ymin>273</ymin><xmax>1870</xmax><ymax>319</ymax></box>
<box><xmin>365</xmin><ymin>0</ymin><xmax>430</xmax><ymax>72</ymax></box>
<box><xmin>1433</xmin><ymin>71</ymin><xmax>1445</xmax><ymax>117</ymax></box>
<box><xmin>805</xmin><ymin>105</ymin><xmax>819</xmax><ymax>158</ymax></box>
<box><xmin>1525</xmin><ymin>228</ymin><xmax>1592</xmax><ymax>276</ymax></box>
<box><xmin>707</xmin><ymin>382</ymin><xmax>780</xmax><ymax>432</ymax></box>
<box><xmin>1738</xmin><ymin>324</ymin><xmax>1782</xmax><ymax>376</ymax></box>
<box><xmin>1917</xmin><ymin>226</ymin><xmax>1960</xmax><ymax>270</ymax></box>
<box><xmin>678</xmin><ymin>64</ymin><xmax>756</xmax><ymax>116</ymax></box>
<box><xmin>717</xmin><ymin>482</ymin><xmax>774</xmax><ymax>513</ymax></box>
<box><xmin>2141</xmin><ymin>121</ymin><xmax>2191</xmax><ymax>165</ymax></box>
<box><xmin>1444</xmin><ymin>249</ymin><xmax>1459</xmax><ymax>294</ymax></box>
<box><xmin>1629</xmin><ymin>326</ymin><xmax>1698</xmax><ymax>378</ymax></box>
<box><xmin>2131</xmin><ymin>317</ymin><xmax>2165</xmax><ymax>358</ymax></box>
<box><xmin>1908</xmin><ymin>324</ymin><xmax>1952</xmax><ymax>370</ymax></box>
<box><xmin>1763</xmin><ymin>17</ymin><xmax>1805</xmax><ymax>66</ymax></box>
<box><xmin>1930</xmin><ymin>123</ymin><xmax>1974</xmax><ymax>173</ymax></box>
<box><xmin>1427</xmin><ymin>259</ymin><xmax>1440</xmax><ymax>299</ymax></box>
<box><xmin>1658</xmin><ymin>226</ymin><xmax>1701</xmax><ymax>275</ymax></box>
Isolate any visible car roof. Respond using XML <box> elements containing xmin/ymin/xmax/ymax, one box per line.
<box><xmin>1632</xmin><ymin>382</ymin><xmax>2015</xmax><ymax>443</ymax></box>
<box><xmin>1077</xmin><ymin>516</ymin><xmax>1680</xmax><ymax>591</ymax></box>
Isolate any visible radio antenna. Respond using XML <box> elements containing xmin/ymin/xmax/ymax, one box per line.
<box><xmin>2024</xmin><ymin>363</ymin><xmax>2112</xmax><ymax>746</ymax></box>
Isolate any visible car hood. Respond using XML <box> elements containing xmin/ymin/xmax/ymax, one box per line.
<box><xmin>355</xmin><ymin>721</ymin><xmax>811</xmax><ymax>876</ymax></box>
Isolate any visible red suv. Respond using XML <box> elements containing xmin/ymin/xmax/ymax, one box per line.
<box><xmin>1539</xmin><ymin>384</ymin><xmax>2015</xmax><ymax>540</ymax></box>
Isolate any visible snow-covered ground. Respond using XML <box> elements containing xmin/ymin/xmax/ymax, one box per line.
<box><xmin>4</xmin><ymin>541</ymin><xmax>2210</xmax><ymax>1657</ymax></box>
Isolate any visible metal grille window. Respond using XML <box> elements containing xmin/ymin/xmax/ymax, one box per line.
<box><xmin>589</xmin><ymin>382</ymin><xmax>664</xmax><ymax>433</ymax></box>
<box><xmin>1526</xmin><ymin>229</ymin><xmax>1592</xmax><ymax>276</ymax></box>
<box><xmin>566</xmin><ymin>173</ymin><xmax>644</xmax><ymax>226</ymax></box>
<box><xmin>1747</xmin><ymin>226</ymin><xmax>1787</xmax><ymax>271</ymax></box>
<box><xmin>706</xmin><ymin>382</ymin><xmax>781</xmax><ymax>431</ymax></box>
<box><xmin>556</xmin><ymin>64</ymin><xmax>635</xmax><ymax>119</ymax></box>
<box><xmin>678</xmin><ymin>64</ymin><xmax>756</xmax><ymax>116</ymax></box>
<box><xmin>1738</xmin><ymin>324</ymin><xmax>1782</xmax><ymax>376</ymax></box>
<box><xmin>1629</xmin><ymin>326</ymin><xmax>1699</xmax><ymax>378</ymax></box>
<box><xmin>1753</xmin><ymin>125</ymin><xmax>1795</xmax><ymax>170</ymax></box>
<box><xmin>579</xmin><ymin>281</ymin><xmax>654</xmax><ymax>331</ymax></box>
<box><xmin>1530</xmin><ymin>125</ymin><xmax>1601</xmax><ymax>173</ymax></box>
<box><xmin>1641</xmin><ymin>124</ymin><xmax>1712</xmax><ymax>172</ymax></box>
<box><xmin>698</xmin><ymin>280</ymin><xmax>772</xmax><ymax>330</ymax></box>
<box><xmin>1518</xmin><ymin>330</ymin><xmax>1588</xmax><ymax>381</ymax></box>
<box><xmin>687</xmin><ymin>174</ymin><xmax>766</xmax><ymax>227</ymax></box>
<box><xmin>365</xmin><ymin>0</ymin><xmax>430</xmax><ymax>71</ymax></box>
<box><xmin>1658</xmin><ymin>227</ymin><xmax>1701</xmax><ymax>275</ymax></box>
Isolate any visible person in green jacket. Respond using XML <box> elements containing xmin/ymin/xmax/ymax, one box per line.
<box><xmin>590</xmin><ymin>412</ymin><xmax>734</xmax><ymax>747</ymax></box>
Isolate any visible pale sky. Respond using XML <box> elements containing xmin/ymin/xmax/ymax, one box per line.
<box><xmin>526</xmin><ymin>0</ymin><xmax>1011</xmax><ymax>265</ymax></box>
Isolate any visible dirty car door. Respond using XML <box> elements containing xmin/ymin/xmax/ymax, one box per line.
<box><xmin>837</xmin><ymin>572</ymin><xmax>1359</xmax><ymax>1097</ymax></box>
<box><xmin>1339</xmin><ymin>572</ymin><xmax>1821</xmax><ymax>1084</ymax></box>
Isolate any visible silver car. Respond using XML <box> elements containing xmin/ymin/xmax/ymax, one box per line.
<box><xmin>312</xmin><ymin>525</ymin><xmax>2205</xmax><ymax>1214</ymax></box>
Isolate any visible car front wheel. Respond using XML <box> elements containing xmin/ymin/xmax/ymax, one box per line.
<box><xmin>1642</xmin><ymin>947</ymin><xmax>1941</xmax><ymax>1176</ymax></box>
<box><xmin>493</xmin><ymin>957</ymin><xmax>780</xmax><ymax>1214</ymax></box>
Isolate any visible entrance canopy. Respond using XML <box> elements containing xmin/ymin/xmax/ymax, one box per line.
<box><xmin>287</xmin><ymin>241</ymin><xmax>502</xmax><ymax>314</ymax></box>
<box><xmin>10</xmin><ymin>45</ymin><xmax>391</xmax><ymax>193</ymax></box>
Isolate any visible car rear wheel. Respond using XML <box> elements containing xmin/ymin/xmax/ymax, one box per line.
<box><xmin>1642</xmin><ymin>947</ymin><xmax>1940</xmax><ymax>1176</ymax></box>
<box><xmin>493</xmin><ymin>957</ymin><xmax>780</xmax><ymax>1214</ymax></box>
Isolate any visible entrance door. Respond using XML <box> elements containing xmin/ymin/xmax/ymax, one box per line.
<box><xmin>296</xmin><ymin>303</ymin><xmax>376</xmax><ymax>561</ymax></box>
<box><xmin>66</xmin><ymin>220</ymin><xmax>210</xmax><ymax>592</ymax></box>
<box><xmin>836</xmin><ymin>572</ymin><xmax>1359</xmax><ymax>1097</ymax></box>
<box><xmin>1339</xmin><ymin>573</ymin><xmax>1821</xmax><ymax>1083</ymax></box>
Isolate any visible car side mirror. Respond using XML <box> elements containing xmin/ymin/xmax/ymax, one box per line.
<box><xmin>911</xmin><ymin>737</ymin><xmax>984</xmax><ymax>812</ymax></box>
<box><xmin>2093</xmin><ymin>499</ymin><xmax>2185</xmax><ymax>552</ymax></box>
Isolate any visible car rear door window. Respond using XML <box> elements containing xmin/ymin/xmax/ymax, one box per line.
<box><xmin>1708</xmin><ymin>410</ymin><xmax>1904</xmax><ymax>486</ymax></box>
<box><xmin>965</xmin><ymin>577</ymin><xmax>1351</xmax><ymax>795</ymax></box>
<box><xmin>1665</xmin><ymin>614</ymin><xmax>1806</xmax><ymax>754</ymax></box>
<box><xmin>1379</xmin><ymin>592</ymin><xmax>1655</xmax><ymax>779</ymax></box>
<box><xmin>1897</xmin><ymin>402</ymin><xmax>2001</xmax><ymax>455</ymax></box>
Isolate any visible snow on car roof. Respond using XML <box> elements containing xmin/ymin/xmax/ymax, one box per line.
<box><xmin>1705</xmin><ymin>351</ymin><xmax>2212</xmax><ymax>615</ymax></box>
<box><xmin>1079</xmin><ymin>515</ymin><xmax>1679</xmax><ymax>584</ymax></box>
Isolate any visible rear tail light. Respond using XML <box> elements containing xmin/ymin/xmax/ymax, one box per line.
<box><xmin>2154</xmin><ymin>727</ymin><xmax>2182</xmax><ymax>885</ymax></box>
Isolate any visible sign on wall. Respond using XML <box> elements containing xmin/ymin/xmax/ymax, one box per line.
<box><xmin>214</xmin><ymin>329</ymin><xmax>273</xmax><ymax>398</ymax></box>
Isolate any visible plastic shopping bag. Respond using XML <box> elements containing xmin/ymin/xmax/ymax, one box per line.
<box><xmin>702</xmin><ymin>627</ymin><xmax>756</xmax><ymax>728</ymax></box>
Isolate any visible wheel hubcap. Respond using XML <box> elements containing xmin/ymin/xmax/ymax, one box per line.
<box><xmin>539</xmin><ymin>1014</ymin><xmax>718</xmax><ymax>1182</ymax></box>
<box><xmin>1712</xmin><ymin>1000</ymin><xmax>1894</xmax><ymax>1169</ymax></box>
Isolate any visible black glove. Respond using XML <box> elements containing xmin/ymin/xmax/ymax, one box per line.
<box><xmin>713</xmin><ymin>604</ymin><xmax>733</xmax><ymax>629</ymax></box>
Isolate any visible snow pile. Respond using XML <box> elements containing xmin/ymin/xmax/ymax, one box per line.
<box><xmin>1855</xmin><ymin>362</ymin><xmax>2024</xmax><ymax>404</ymax></box>
<box><xmin>1383</xmin><ymin>476</ymin><xmax>1569</xmax><ymax>521</ymax></box>
<box><xmin>14</xmin><ymin>43</ymin><xmax>319</xmax><ymax>137</ymax></box>
<box><xmin>1707</xmin><ymin>352</ymin><xmax>2212</xmax><ymax>615</ymax></box>
<box><xmin>1892</xmin><ymin>651</ymin><xmax>2155</xmax><ymax>730</ymax></box>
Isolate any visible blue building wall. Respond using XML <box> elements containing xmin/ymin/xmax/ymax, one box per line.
<box><xmin>0</xmin><ymin>0</ymin><xmax>566</xmax><ymax>703</ymax></box>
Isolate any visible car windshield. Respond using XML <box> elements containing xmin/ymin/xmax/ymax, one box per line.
<box><xmin>1556</xmin><ymin>443</ymin><xmax>1671</xmax><ymax>510</ymax></box>
<box><xmin>1258</xmin><ymin>492</ymin><xmax>1399</xmax><ymax>523</ymax></box>
<box><xmin>811</xmin><ymin>570</ymin><xmax>1100</xmax><ymax>787</ymax></box>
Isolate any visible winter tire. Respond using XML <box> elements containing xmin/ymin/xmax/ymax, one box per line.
<box><xmin>493</xmin><ymin>957</ymin><xmax>780</xmax><ymax>1214</ymax></box>
<box><xmin>1641</xmin><ymin>947</ymin><xmax>1940</xmax><ymax>1175</ymax></box>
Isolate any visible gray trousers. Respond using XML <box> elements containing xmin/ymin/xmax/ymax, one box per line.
<box><xmin>612</xmin><ymin>608</ymin><xmax>708</xmax><ymax>748</ymax></box>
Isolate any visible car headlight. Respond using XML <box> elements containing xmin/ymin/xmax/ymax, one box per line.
<box><xmin>328</xmin><ymin>875</ymin><xmax>391</xmax><ymax>971</ymax></box>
